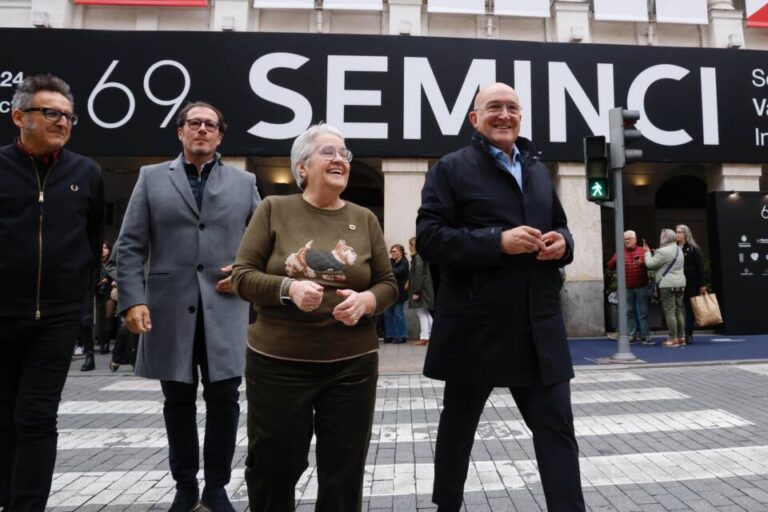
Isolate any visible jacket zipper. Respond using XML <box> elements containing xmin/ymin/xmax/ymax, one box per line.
<box><xmin>32</xmin><ymin>157</ymin><xmax>55</xmax><ymax>320</ymax></box>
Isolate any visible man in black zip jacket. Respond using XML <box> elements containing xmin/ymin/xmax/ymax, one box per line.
<box><xmin>416</xmin><ymin>83</ymin><xmax>585</xmax><ymax>512</ymax></box>
<box><xmin>0</xmin><ymin>74</ymin><xmax>104</xmax><ymax>512</ymax></box>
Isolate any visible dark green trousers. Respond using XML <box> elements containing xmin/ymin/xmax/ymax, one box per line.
<box><xmin>244</xmin><ymin>350</ymin><xmax>378</xmax><ymax>512</ymax></box>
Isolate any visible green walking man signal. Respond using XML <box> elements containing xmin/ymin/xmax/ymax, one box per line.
<box><xmin>583</xmin><ymin>135</ymin><xmax>610</xmax><ymax>202</ymax></box>
<box><xmin>583</xmin><ymin>108</ymin><xmax>644</xmax><ymax>203</ymax></box>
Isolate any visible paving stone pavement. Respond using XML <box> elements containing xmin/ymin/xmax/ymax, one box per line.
<box><xmin>45</xmin><ymin>348</ymin><xmax>768</xmax><ymax>511</ymax></box>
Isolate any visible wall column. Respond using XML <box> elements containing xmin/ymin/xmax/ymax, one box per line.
<box><xmin>30</xmin><ymin>0</ymin><xmax>74</xmax><ymax>28</ymax></box>
<box><xmin>707</xmin><ymin>0</ymin><xmax>745</xmax><ymax>49</ymax></box>
<box><xmin>382</xmin><ymin>159</ymin><xmax>428</xmax><ymax>249</ymax></box>
<box><xmin>706</xmin><ymin>164</ymin><xmax>762</xmax><ymax>192</ymax></box>
<box><xmin>551</xmin><ymin>0</ymin><xmax>591</xmax><ymax>44</ymax></box>
<box><xmin>212</xmin><ymin>0</ymin><xmax>250</xmax><ymax>32</ymax></box>
<box><xmin>553</xmin><ymin>162</ymin><xmax>606</xmax><ymax>336</ymax></box>
<box><xmin>388</xmin><ymin>0</ymin><xmax>422</xmax><ymax>35</ymax></box>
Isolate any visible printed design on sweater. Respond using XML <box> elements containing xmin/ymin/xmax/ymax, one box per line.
<box><xmin>285</xmin><ymin>239</ymin><xmax>357</xmax><ymax>281</ymax></box>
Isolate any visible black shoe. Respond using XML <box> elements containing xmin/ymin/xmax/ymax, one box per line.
<box><xmin>383</xmin><ymin>337</ymin><xmax>394</xmax><ymax>343</ymax></box>
<box><xmin>80</xmin><ymin>354</ymin><xmax>95</xmax><ymax>372</ymax></box>
<box><xmin>685</xmin><ymin>334</ymin><xmax>693</xmax><ymax>344</ymax></box>
<box><xmin>393</xmin><ymin>338</ymin><xmax>407</xmax><ymax>344</ymax></box>
<box><xmin>169</xmin><ymin>488</ymin><xmax>199</xmax><ymax>512</ymax></box>
<box><xmin>199</xmin><ymin>488</ymin><xmax>235</xmax><ymax>512</ymax></box>
<box><xmin>99</xmin><ymin>344</ymin><xmax>110</xmax><ymax>354</ymax></box>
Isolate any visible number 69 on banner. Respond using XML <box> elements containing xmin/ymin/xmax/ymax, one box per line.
<box><xmin>87</xmin><ymin>59</ymin><xmax>190</xmax><ymax>129</ymax></box>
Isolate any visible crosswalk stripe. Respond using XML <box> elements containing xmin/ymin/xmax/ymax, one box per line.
<box><xmin>98</xmin><ymin>371</ymin><xmax>644</xmax><ymax>392</ymax></box>
<box><xmin>56</xmin><ymin>409</ymin><xmax>745</xmax><ymax>449</ymax></box>
<box><xmin>59</xmin><ymin>387</ymin><xmax>687</xmax><ymax>415</ymax></box>
<box><xmin>737</xmin><ymin>363</ymin><xmax>768</xmax><ymax>377</ymax></box>
<box><xmin>48</xmin><ymin>445</ymin><xmax>768</xmax><ymax>507</ymax></box>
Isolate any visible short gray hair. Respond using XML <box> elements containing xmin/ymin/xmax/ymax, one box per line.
<box><xmin>290</xmin><ymin>124</ymin><xmax>345</xmax><ymax>191</ymax></box>
<box><xmin>12</xmin><ymin>74</ymin><xmax>74</xmax><ymax>111</ymax></box>
<box><xmin>659</xmin><ymin>228</ymin><xmax>676</xmax><ymax>246</ymax></box>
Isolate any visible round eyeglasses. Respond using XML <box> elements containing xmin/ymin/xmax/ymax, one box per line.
<box><xmin>316</xmin><ymin>145</ymin><xmax>353</xmax><ymax>163</ymax></box>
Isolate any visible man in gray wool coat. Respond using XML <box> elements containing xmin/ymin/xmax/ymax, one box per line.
<box><xmin>116</xmin><ymin>101</ymin><xmax>260</xmax><ymax>512</ymax></box>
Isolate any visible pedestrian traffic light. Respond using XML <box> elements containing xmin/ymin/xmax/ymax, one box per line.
<box><xmin>583</xmin><ymin>135</ymin><xmax>610</xmax><ymax>202</ymax></box>
<box><xmin>609</xmin><ymin>107</ymin><xmax>643</xmax><ymax>169</ymax></box>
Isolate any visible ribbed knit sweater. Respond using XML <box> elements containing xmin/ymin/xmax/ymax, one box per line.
<box><xmin>232</xmin><ymin>194</ymin><xmax>397</xmax><ymax>362</ymax></box>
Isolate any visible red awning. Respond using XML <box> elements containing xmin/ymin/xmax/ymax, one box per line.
<box><xmin>748</xmin><ymin>1</ymin><xmax>768</xmax><ymax>27</ymax></box>
<box><xmin>75</xmin><ymin>0</ymin><xmax>207</xmax><ymax>6</ymax></box>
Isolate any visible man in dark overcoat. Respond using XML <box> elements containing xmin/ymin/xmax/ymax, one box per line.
<box><xmin>416</xmin><ymin>82</ymin><xmax>585</xmax><ymax>512</ymax></box>
<box><xmin>116</xmin><ymin>102</ymin><xmax>260</xmax><ymax>512</ymax></box>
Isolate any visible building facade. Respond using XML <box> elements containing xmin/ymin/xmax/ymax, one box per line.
<box><xmin>2</xmin><ymin>0</ymin><xmax>766</xmax><ymax>335</ymax></box>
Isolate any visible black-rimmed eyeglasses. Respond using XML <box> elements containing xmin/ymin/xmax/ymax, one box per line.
<box><xmin>22</xmin><ymin>107</ymin><xmax>79</xmax><ymax>126</ymax></box>
<box><xmin>185</xmin><ymin>118</ymin><xmax>220</xmax><ymax>132</ymax></box>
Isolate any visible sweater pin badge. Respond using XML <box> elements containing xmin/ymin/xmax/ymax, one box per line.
<box><xmin>70</xmin><ymin>184</ymin><xmax>79</xmax><ymax>192</ymax></box>
<box><xmin>349</xmin><ymin>224</ymin><xmax>356</xmax><ymax>230</ymax></box>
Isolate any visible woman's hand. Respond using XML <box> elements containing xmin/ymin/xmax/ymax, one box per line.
<box><xmin>289</xmin><ymin>280</ymin><xmax>324</xmax><ymax>312</ymax></box>
<box><xmin>333</xmin><ymin>289</ymin><xmax>375</xmax><ymax>326</ymax></box>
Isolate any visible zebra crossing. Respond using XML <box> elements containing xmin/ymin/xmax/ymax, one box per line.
<box><xmin>50</xmin><ymin>363</ymin><xmax>768</xmax><ymax>510</ymax></box>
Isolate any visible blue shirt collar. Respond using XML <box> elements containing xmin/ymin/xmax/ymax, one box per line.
<box><xmin>487</xmin><ymin>143</ymin><xmax>521</xmax><ymax>164</ymax></box>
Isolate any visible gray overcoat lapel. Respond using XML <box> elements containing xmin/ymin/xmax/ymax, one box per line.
<box><xmin>168</xmin><ymin>155</ymin><xmax>200</xmax><ymax>217</ymax></box>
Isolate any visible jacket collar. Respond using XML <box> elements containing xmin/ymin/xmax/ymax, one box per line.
<box><xmin>470</xmin><ymin>132</ymin><xmax>542</xmax><ymax>161</ymax></box>
<box><xmin>168</xmin><ymin>152</ymin><xmax>223</xmax><ymax>216</ymax></box>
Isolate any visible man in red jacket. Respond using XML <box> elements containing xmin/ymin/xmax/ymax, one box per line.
<box><xmin>607</xmin><ymin>230</ymin><xmax>651</xmax><ymax>343</ymax></box>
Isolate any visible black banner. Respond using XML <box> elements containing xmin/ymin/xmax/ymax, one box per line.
<box><xmin>708</xmin><ymin>192</ymin><xmax>768</xmax><ymax>335</ymax></box>
<box><xmin>1</xmin><ymin>28</ymin><xmax>767</xmax><ymax>161</ymax></box>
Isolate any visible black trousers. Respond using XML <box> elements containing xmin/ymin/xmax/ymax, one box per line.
<box><xmin>160</xmin><ymin>310</ymin><xmax>241</xmax><ymax>492</ymax></box>
<box><xmin>94</xmin><ymin>295</ymin><xmax>109</xmax><ymax>349</ymax></box>
<box><xmin>433</xmin><ymin>378</ymin><xmax>585</xmax><ymax>512</ymax></box>
<box><xmin>0</xmin><ymin>313</ymin><xmax>80</xmax><ymax>512</ymax></box>
<box><xmin>244</xmin><ymin>350</ymin><xmax>378</xmax><ymax>512</ymax></box>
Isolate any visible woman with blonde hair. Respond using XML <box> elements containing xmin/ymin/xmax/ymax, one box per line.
<box><xmin>232</xmin><ymin>124</ymin><xmax>397</xmax><ymax>511</ymax></box>
<box><xmin>643</xmin><ymin>229</ymin><xmax>686</xmax><ymax>347</ymax></box>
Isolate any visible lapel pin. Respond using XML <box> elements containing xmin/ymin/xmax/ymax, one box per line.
<box><xmin>349</xmin><ymin>224</ymin><xmax>356</xmax><ymax>230</ymax></box>
<box><xmin>70</xmin><ymin>184</ymin><xmax>79</xmax><ymax>192</ymax></box>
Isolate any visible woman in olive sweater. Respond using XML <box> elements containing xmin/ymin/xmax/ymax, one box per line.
<box><xmin>643</xmin><ymin>228</ymin><xmax>686</xmax><ymax>347</ymax></box>
<box><xmin>232</xmin><ymin>124</ymin><xmax>397</xmax><ymax>512</ymax></box>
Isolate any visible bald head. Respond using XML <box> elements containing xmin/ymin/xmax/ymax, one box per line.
<box><xmin>469</xmin><ymin>82</ymin><xmax>522</xmax><ymax>155</ymax></box>
<box><xmin>474</xmin><ymin>83</ymin><xmax>518</xmax><ymax>109</ymax></box>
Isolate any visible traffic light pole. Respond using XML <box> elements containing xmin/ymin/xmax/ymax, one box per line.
<box><xmin>610</xmin><ymin>166</ymin><xmax>637</xmax><ymax>362</ymax></box>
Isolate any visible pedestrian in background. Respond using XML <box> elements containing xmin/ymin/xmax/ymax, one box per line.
<box><xmin>80</xmin><ymin>241</ymin><xmax>115</xmax><ymax>372</ymax></box>
<box><xmin>0</xmin><ymin>74</ymin><xmax>104</xmax><ymax>512</ymax></box>
<box><xmin>408</xmin><ymin>237</ymin><xmax>434</xmax><ymax>345</ymax></box>
<box><xmin>232</xmin><ymin>123</ymin><xmax>397</xmax><ymax>511</ymax></box>
<box><xmin>676</xmin><ymin>224</ymin><xmax>706</xmax><ymax>344</ymax></box>
<box><xmin>607</xmin><ymin>229</ymin><xmax>651</xmax><ymax>344</ymax></box>
<box><xmin>383</xmin><ymin>244</ymin><xmax>409</xmax><ymax>343</ymax></box>
<box><xmin>644</xmin><ymin>229</ymin><xmax>686</xmax><ymax>347</ymax></box>
<box><xmin>116</xmin><ymin>101</ymin><xmax>260</xmax><ymax>512</ymax></box>
<box><xmin>417</xmin><ymin>82</ymin><xmax>585</xmax><ymax>512</ymax></box>
<box><xmin>95</xmin><ymin>241</ymin><xmax>114</xmax><ymax>354</ymax></box>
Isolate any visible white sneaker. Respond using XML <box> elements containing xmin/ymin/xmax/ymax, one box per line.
<box><xmin>74</xmin><ymin>346</ymin><xmax>84</xmax><ymax>356</ymax></box>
